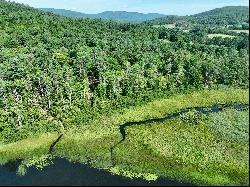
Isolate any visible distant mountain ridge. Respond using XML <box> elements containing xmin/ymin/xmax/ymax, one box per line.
<box><xmin>144</xmin><ymin>6</ymin><xmax>249</xmax><ymax>26</ymax></box>
<box><xmin>40</xmin><ymin>8</ymin><xmax>165</xmax><ymax>22</ymax></box>
<box><xmin>193</xmin><ymin>6</ymin><xmax>249</xmax><ymax>17</ymax></box>
<box><xmin>40</xmin><ymin>8</ymin><xmax>89</xmax><ymax>17</ymax></box>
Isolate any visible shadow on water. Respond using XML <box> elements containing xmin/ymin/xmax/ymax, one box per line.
<box><xmin>2</xmin><ymin>160</ymin><xmax>22</xmax><ymax>173</ymax></box>
<box><xmin>0</xmin><ymin>158</ymin><xmax>192</xmax><ymax>186</ymax></box>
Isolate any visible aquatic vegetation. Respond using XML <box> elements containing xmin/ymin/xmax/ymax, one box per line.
<box><xmin>207</xmin><ymin>109</ymin><xmax>249</xmax><ymax>144</ymax></box>
<box><xmin>180</xmin><ymin>109</ymin><xmax>206</xmax><ymax>125</ymax></box>
<box><xmin>17</xmin><ymin>154</ymin><xmax>54</xmax><ymax>176</ymax></box>
<box><xmin>116</xmin><ymin>109</ymin><xmax>249</xmax><ymax>185</ymax></box>
<box><xmin>109</xmin><ymin>166</ymin><xmax>158</xmax><ymax>181</ymax></box>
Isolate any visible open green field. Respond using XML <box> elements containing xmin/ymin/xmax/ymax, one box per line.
<box><xmin>152</xmin><ymin>24</ymin><xmax>176</xmax><ymax>29</ymax></box>
<box><xmin>0</xmin><ymin>88</ymin><xmax>249</xmax><ymax>186</ymax></box>
<box><xmin>208</xmin><ymin>34</ymin><xmax>235</xmax><ymax>39</ymax></box>
<box><xmin>229</xmin><ymin>30</ymin><xmax>249</xmax><ymax>34</ymax></box>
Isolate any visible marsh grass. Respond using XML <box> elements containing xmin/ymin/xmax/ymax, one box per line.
<box><xmin>0</xmin><ymin>88</ymin><xmax>249</xmax><ymax>185</ymax></box>
<box><xmin>0</xmin><ymin>133</ymin><xmax>58</xmax><ymax>165</ymax></box>
<box><xmin>207</xmin><ymin>109</ymin><xmax>249</xmax><ymax>145</ymax></box>
<box><xmin>114</xmin><ymin>109</ymin><xmax>249</xmax><ymax>185</ymax></box>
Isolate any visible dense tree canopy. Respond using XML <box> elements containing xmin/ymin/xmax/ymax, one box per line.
<box><xmin>0</xmin><ymin>0</ymin><xmax>249</xmax><ymax>143</ymax></box>
<box><xmin>145</xmin><ymin>6</ymin><xmax>249</xmax><ymax>30</ymax></box>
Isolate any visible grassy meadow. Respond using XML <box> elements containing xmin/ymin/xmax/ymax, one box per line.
<box><xmin>208</xmin><ymin>33</ymin><xmax>235</xmax><ymax>38</ymax></box>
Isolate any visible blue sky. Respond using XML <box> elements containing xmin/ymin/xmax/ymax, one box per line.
<box><xmin>12</xmin><ymin>0</ymin><xmax>249</xmax><ymax>15</ymax></box>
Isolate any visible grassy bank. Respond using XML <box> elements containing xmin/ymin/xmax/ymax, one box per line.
<box><xmin>0</xmin><ymin>133</ymin><xmax>58</xmax><ymax>165</ymax></box>
<box><xmin>0</xmin><ymin>88</ymin><xmax>249</xmax><ymax>185</ymax></box>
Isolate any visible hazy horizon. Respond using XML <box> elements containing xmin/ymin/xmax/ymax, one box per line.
<box><xmin>10</xmin><ymin>0</ymin><xmax>249</xmax><ymax>16</ymax></box>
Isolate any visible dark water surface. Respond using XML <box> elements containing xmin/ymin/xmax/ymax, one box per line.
<box><xmin>0</xmin><ymin>158</ymin><xmax>192</xmax><ymax>186</ymax></box>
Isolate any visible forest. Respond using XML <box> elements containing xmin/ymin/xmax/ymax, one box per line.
<box><xmin>145</xmin><ymin>6</ymin><xmax>249</xmax><ymax>29</ymax></box>
<box><xmin>0</xmin><ymin>0</ymin><xmax>249</xmax><ymax>186</ymax></box>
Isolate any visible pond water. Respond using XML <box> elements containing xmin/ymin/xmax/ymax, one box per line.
<box><xmin>0</xmin><ymin>158</ymin><xmax>192</xmax><ymax>186</ymax></box>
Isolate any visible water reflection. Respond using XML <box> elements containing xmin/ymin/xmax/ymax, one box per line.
<box><xmin>0</xmin><ymin>158</ymin><xmax>193</xmax><ymax>186</ymax></box>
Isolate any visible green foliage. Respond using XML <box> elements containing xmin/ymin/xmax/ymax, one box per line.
<box><xmin>17</xmin><ymin>164</ymin><xmax>27</xmax><ymax>176</ymax></box>
<box><xmin>1</xmin><ymin>0</ymin><xmax>248</xmax><ymax>144</ymax></box>
<box><xmin>17</xmin><ymin>154</ymin><xmax>54</xmax><ymax>176</ymax></box>
<box><xmin>0</xmin><ymin>0</ymin><xmax>249</xmax><ymax>185</ymax></box>
<box><xmin>207</xmin><ymin>109</ymin><xmax>249</xmax><ymax>144</ymax></box>
<box><xmin>55</xmin><ymin>52</ymin><xmax>69</xmax><ymax>66</ymax></box>
<box><xmin>180</xmin><ymin>110</ymin><xmax>206</xmax><ymax>125</ymax></box>
<box><xmin>110</xmin><ymin>166</ymin><xmax>158</xmax><ymax>181</ymax></box>
<box><xmin>145</xmin><ymin>6</ymin><xmax>249</xmax><ymax>28</ymax></box>
<box><xmin>117</xmin><ymin>109</ymin><xmax>249</xmax><ymax>186</ymax></box>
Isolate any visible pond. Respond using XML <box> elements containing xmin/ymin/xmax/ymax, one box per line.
<box><xmin>0</xmin><ymin>158</ymin><xmax>192</xmax><ymax>186</ymax></box>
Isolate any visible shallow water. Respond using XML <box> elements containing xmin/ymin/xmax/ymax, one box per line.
<box><xmin>0</xmin><ymin>158</ymin><xmax>192</xmax><ymax>186</ymax></box>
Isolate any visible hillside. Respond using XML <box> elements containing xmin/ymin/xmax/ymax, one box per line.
<box><xmin>145</xmin><ymin>6</ymin><xmax>249</xmax><ymax>27</ymax></box>
<box><xmin>194</xmin><ymin>6</ymin><xmax>249</xmax><ymax>17</ymax></box>
<box><xmin>191</xmin><ymin>6</ymin><xmax>249</xmax><ymax>25</ymax></box>
<box><xmin>40</xmin><ymin>8</ymin><xmax>165</xmax><ymax>22</ymax></box>
<box><xmin>0</xmin><ymin>0</ymin><xmax>248</xmax><ymax>152</ymax></box>
<box><xmin>0</xmin><ymin>0</ymin><xmax>249</xmax><ymax>186</ymax></box>
<box><xmin>40</xmin><ymin>8</ymin><xmax>89</xmax><ymax>17</ymax></box>
<box><xmin>95</xmin><ymin>11</ymin><xmax>165</xmax><ymax>22</ymax></box>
